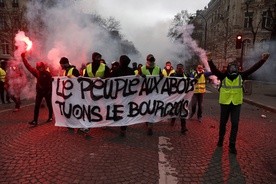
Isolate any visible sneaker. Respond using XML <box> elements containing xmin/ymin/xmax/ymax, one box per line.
<box><xmin>147</xmin><ymin>128</ymin><xmax>153</xmax><ymax>136</ymax></box>
<box><xmin>28</xmin><ymin>121</ymin><xmax>38</xmax><ymax>126</ymax></box>
<box><xmin>198</xmin><ymin>117</ymin><xmax>202</xmax><ymax>122</ymax></box>
<box><xmin>46</xmin><ymin>118</ymin><xmax>53</xmax><ymax>122</ymax></box>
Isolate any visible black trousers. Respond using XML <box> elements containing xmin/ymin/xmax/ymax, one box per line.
<box><xmin>191</xmin><ymin>93</ymin><xmax>204</xmax><ymax>118</ymax></box>
<box><xmin>0</xmin><ymin>81</ymin><xmax>4</xmax><ymax>103</ymax></box>
<box><xmin>219</xmin><ymin>103</ymin><xmax>241</xmax><ymax>145</ymax></box>
<box><xmin>33</xmin><ymin>91</ymin><xmax>53</xmax><ymax>122</ymax></box>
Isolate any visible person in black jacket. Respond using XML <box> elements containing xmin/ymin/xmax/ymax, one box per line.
<box><xmin>170</xmin><ymin>63</ymin><xmax>188</xmax><ymax>134</ymax></box>
<box><xmin>59</xmin><ymin>57</ymin><xmax>80</xmax><ymax>133</ymax></box>
<box><xmin>21</xmin><ymin>52</ymin><xmax>53</xmax><ymax>126</ymax></box>
<box><xmin>110</xmin><ymin>55</ymin><xmax>135</xmax><ymax>137</ymax></box>
<box><xmin>208</xmin><ymin>52</ymin><xmax>270</xmax><ymax>154</ymax></box>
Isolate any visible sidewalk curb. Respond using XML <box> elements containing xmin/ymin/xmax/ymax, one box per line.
<box><xmin>243</xmin><ymin>98</ymin><xmax>276</xmax><ymax>113</ymax></box>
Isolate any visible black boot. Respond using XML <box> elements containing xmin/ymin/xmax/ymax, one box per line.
<box><xmin>181</xmin><ymin>120</ymin><xmax>188</xmax><ymax>134</ymax></box>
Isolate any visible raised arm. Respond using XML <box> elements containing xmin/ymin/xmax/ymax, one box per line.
<box><xmin>206</xmin><ymin>52</ymin><xmax>224</xmax><ymax>80</ymax></box>
<box><xmin>21</xmin><ymin>52</ymin><xmax>38</xmax><ymax>78</ymax></box>
<box><xmin>241</xmin><ymin>53</ymin><xmax>270</xmax><ymax>78</ymax></box>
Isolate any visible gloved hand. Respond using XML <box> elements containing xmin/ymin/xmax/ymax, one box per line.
<box><xmin>140</xmin><ymin>74</ymin><xmax>146</xmax><ymax>78</ymax></box>
<box><xmin>21</xmin><ymin>52</ymin><xmax>26</xmax><ymax>59</ymax></box>
<box><xmin>262</xmin><ymin>53</ymin><xmax>270</xmax><ymax>61</ymax></box>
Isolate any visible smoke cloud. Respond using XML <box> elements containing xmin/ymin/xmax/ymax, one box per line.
<box><xmin>244</xmin><ymin>41</ymin><xmax>276</xmax><ymax>82</ymax></box>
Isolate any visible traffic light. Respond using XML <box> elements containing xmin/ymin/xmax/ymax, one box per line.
<box><xmin>236</xmin><ymin>35</ymin><xmax>243</xmax><ymax>49</ymax></box>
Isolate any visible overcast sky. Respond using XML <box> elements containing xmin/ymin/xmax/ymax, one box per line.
<box><xmin>78</xmin><ymin>0</ymin><xmax>210</xmax><ymax>63</ymax></box>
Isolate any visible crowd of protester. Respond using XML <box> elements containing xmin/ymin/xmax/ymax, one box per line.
<box><xmin>0</xmin><ymin>51</ymin><xmax>270</xmax><ymax>155</ymax></box>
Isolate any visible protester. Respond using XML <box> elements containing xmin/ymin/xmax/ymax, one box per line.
<box><xmin>134</xmin><ymin>64</ymin><xmax>142</xmax><ymax>75</ymax></box>
<box><xmin>189</xmin><ymin>64</ymin><xmax>212</xmax><ymax>122</ymax></box>
<box><xmin>83</xmin><ymin>52</ymin><xmax>110</xmax><ymax>78</ymax></box>
<box><xmin>162</xmin><ymin>61</ymin><xmax>175</xmax><ymax>77</ymax></box>
<box><xmin>59</xmin><ymin>57</ymin><xmax>80</xmax><ymax>132</ymax></box>
<box><xmin>110</xmin><ymin>61</ymin><xmax>120</xmax><ymax>74</ymax></box>
<box><xmin>138</xmin><ymin>54</ymin><xmax>163</xmax><ymax>136</ymax></box>
<box><xmin>21</xmin><ymin>53</ymin><xmax>53</xmax><ymax>125</ymax></box>
<box><xmin>132</xmin><ymin>62</ymin><xmax>138</xmax><ymax>71</ymax></box>
<box><xmin>170</xmin><ymin>63</ymin><xmax>188</xmax><ymax>134</ymax></box>
<box><xmin>0</xmin><ymin>65</ymin><xmax>6</xmax><ymax>104</ymax></box>
<box><xmin>110</xmin><ymin>55</ymin><xmax>135</xmax><ymax>137</ymax></box>
<box><xmin>60</xmin><ymin>57</ymin><xmax>80</xmax><ymax>77</ymax></box>
<box><xmin>5</xmin><ymin>62</ymin><xmax>26</xmax><ymax>112</ymax></box>
<box><xmin>82</xmin><ymin>52</ymin><xmax>110</xmax><ymax>134</ymax></box>
<box><xmin>207</xmin><ymin>52</ymin><xmax>270</xmax><ymax>154</ymax></box>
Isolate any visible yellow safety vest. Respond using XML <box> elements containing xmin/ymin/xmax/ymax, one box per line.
<box><xmin>0</xmin><ymin>68</ymin><xmax>6</xmax><ymax>82</ymax></box>
<box><xmin>141</xmin><ymin>66</ymin><xmax>160</xmax><ymax>76</ymax></box>
<box><xmin>86</xmin><ymin>63</ymin><xmax>105</xmax><ymax>78</ymax></box>
<box><xmin>162</xmin><ymin>69</ymin><xmax>175</xmax><ymax>77</ymax></box>
<box><xmin>219</xmin><ymin>75</ymin><xmax>243</xmax><ymax>105</ymax></box>
<box><xmin>63</xmin><ymin>67</ymin><xmax>74</xmax><ymax>77</ymax></box>
<box><xmin>194</xmin><ymin>74</ymin><xmax>206</xmax><ymax>93</ymax></box>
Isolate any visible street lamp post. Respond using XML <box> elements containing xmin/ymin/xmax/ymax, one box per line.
<box><xmin>190</xmin><ymin>13</ymin><xmax>207</xmax><ymax>49</ymax></box>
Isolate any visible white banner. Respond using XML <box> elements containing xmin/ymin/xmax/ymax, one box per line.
<box><xmin>52</xmin><ymin>75</ymin><xmax>196</xmax><ymax>128</ymax></box>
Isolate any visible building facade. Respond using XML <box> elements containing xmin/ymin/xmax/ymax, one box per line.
<box><xmin>0</xmin><ymin>0</ymin><xmax>29</xmax><ymax>65</ymax></box>
<box><xmin>191</xmin><ymin>0</ymin><xmax>275</xmax><ymax>70</ymax></box>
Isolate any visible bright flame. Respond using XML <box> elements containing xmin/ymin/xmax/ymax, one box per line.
<box><xmin>23</xmin><ymin>37</ymin><xmax>33</xmax><ymax>51</ymax></box>
<box><xmin>15</xmin><ymin>31</ymin><xmax>33</xmax><ymax>52</ymax></box>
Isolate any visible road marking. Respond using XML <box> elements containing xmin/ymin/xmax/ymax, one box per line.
<box><xmin>158</xmin><ymin>136</ymin><xmax>178</xmax><ymax>184</ymax></box>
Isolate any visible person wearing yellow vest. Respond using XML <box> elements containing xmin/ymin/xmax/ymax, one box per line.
<box><xmin>162</xmin><ymin>61</ymin><xmax>175</xmax><ymax>77</ymax></box>
<box><xmin>81</xmin><ymin>52</ymin><xmax>110</xmax><ymax>135</ymax></box>
<box><xmin>59</xmin><ymin>57</ymin><xmax>80</xmax><ymax>78</ymax></box>
<box><xmin>83</xmin><ymin>52</ymin><xmax>110</xmax><ymax>78</ymax></box>
<box><xmin>170</xmin><ymin>63</ymin><xmax>188</xmax><ymax>134</ymax></box>
<box><xmin>208</xmin><ymin>52</ymin><xmax>270</xmax><ymax>154</ymax></box>
<box><xmin>0</xmin><ymin>65</ymin><xmax>6</xmax><ymax>104</ymax></box>
<box><xmin>59</xmin><ymin>57</ymin><xmax>80</xmax><ymax>133</ymax></box>
<box><xmin>138</xmin><ymin>54</ymin><xmax>163</xmax><ymax>136</ymax></box>
<box><xmin>134</xmin><ymin>63</ymin><xmax>142</xmax><ymax>75</ymax></box>
<box><xmin>190</xmin><ymin>64</ymin><xmax>212</xmax><ymax>122</ymax></box>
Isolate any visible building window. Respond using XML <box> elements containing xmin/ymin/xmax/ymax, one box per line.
<box><xmin>244</xmin><ymin>12</ymin><xmax>253</xmax><ymax>28</ymax></box>
<box><xmin>0</xmin><ymin>16</ymin><xmax>7</xmax><ymax>30</ymax></box>
<box><xmin>1</xmin><ymin>40</ymin><xmax>10</xmax><ymax>55</ymax></box>
<box><xmin>12</xmin><ymin>0</ymin><xmax>18</xmax><ymax>7</ymax></box>
<box><xmin>13</xmin><ymin>17</ymin><xmax>20</xmax><ymax>29</ymax></box>
<box><xmin>262</xmin><ymin>11</ymin><xmax>271</xmax><ymax>29</ymax></box>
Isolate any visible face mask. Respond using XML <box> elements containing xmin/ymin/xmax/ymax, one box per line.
<box><xmin>147</xmin><ymin>61</ymin><xmax>155</xmax><ymax>68</ymax></box>
<box><xmin>228</xmin><ymin>64</ymin><xmax>238</xmax><ymax>75</ymax></box>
